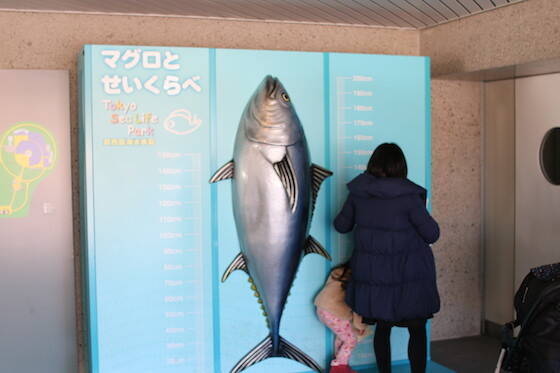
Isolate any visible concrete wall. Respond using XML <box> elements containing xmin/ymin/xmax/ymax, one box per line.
<box><xmin>421</xmin><ymin>0</ymin><xmax>560</xmax><ymax>338</ymax></box>
<box><xmin>483</xmin><ymin>80</ymin><xmax>516</xmax><ymax>327</ymax></box>
<box><xmin>430</xmin><ymin>80</ymin><xmax>482</xmax><ymax>340</ymax></box>
<box><xmin>482</xmin><ymin>79</ymin><xmax>515</xmax><ymax>324</ymax></box>
<box><xmin>421</xmin><ymin>0</ymin><xmax>560</xmax><ymax>76</ymax></box>
<box><xmin>515</xmin><ymin>74</ymin><xmax>560</xmax><ymax>287</ymax></box>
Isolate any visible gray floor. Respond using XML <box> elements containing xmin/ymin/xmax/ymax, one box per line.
<box><xmin>431</xmin><ymin>336</ymin><xmax>502</xmax><ymax>373</ymax></box>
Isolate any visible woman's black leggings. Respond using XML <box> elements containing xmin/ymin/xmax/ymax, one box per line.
<box><xmin>373</xmin><ymin>319</ymin><xmax>427</xmax><ymax>373</ymax></box>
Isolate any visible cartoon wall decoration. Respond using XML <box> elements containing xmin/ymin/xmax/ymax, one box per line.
<box><xmin>80</xmin><ymin>45</ymin><xmax>431</xmax><ymax>373</ymax></box>
<box><xmin>0</xmin><ymin>122</ymin><xmax>57</xmax><ymax>218</ymax></box>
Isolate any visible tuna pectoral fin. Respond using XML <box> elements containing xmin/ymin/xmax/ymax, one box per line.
<box><xmin>273</xmin><ymin>155</ymin><xmax>298</xmax><ymax>212</ymax></box>
<box><xmin>230</xmin><ymin>335</ymin><xmax>323</xmax><ymax>373</ymax></box>
<box><xmin>209</xmin><ymin>160</ymin><xmax>234</xmax><ymax>183</ymax></box>
<box><xmin>221</xmin><ymin>253</ymin><xmax>248</xmax><ymax>282</ymax></box>
<box><xmin>304</xmin><ymin>235</ymin><xmax>332</xmax><ymax>261</ymax></box>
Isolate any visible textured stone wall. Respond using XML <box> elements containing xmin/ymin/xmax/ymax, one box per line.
<box><xmin>420</xmin><ymin>0</ymin><xmax>560</xmax><ymax>338</ymax></box>
<box><xmin>430</xmin><ymin>80</ymin><xmax>482</xmax><ymax>340</ymax></box>
<box><xmin>421</xmin><ymin>0</ymin><xmax>560</xmax><ymax>76</ymax></box>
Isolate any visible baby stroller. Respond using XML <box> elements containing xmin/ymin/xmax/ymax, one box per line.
<box><xmin>496</xmin><ymin>263</ymin><xmax>560</xmax><ymax>373</ymax></box>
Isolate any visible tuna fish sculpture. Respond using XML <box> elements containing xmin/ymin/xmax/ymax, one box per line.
<box><xmin>210</xmin><ymin>75</ymin><xmax>332</xmax><ymax>373</ymax></box>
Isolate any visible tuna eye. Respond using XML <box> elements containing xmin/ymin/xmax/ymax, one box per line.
<box><xmin>281</xmin><ymin>92</ymin><xmax>290</xmax><ymax>102</ymax></box>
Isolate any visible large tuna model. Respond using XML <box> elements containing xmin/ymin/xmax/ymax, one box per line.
<box><xmin>210</xmin><ymin>75</ymin><xmax>332</xmax><ymax>373</ymax></box>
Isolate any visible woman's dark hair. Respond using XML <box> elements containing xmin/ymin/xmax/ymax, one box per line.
<box><xmin>330</xmin><ymin>261</ymin><xmax>351</xmax><ymax>289</ymax></box>
<box><xmin>366</xmin><ymin>143</ymin><xmax>408</xmax><ymax>178</ymax></box>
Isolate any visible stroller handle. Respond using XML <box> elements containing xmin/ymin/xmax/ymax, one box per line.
<box><xmin>495</xmin><ymin>348</ymin><xmax>506</xmax><ymax>373</ymax></box>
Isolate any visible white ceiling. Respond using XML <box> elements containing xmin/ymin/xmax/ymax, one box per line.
<box><xmin>0</xmin><ymin>0</ymin><xmax>526</xmax><ymax>29</ymax></box>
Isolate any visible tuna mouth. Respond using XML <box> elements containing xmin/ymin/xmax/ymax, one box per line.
<box><xmin>264</xmin><ymin>75</ymin><xmax>279</xmax><ymax>98</ymax></box>
<box><xmin>251</xmin><ymin>75</ymin><xmax>286</xmax><ymax>128</ymax></box>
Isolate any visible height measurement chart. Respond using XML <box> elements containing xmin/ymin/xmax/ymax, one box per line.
<box><xmin>158</xmin><ymin>151</ymin><xmax>205</xmax><ymax>370</ymax></box>
<box><xmin>80</xmin><ymin>45</ymin><xmax>213</xmax><ymax>373</ymax></box>
<box><xmin>329</xmin><ymin>54</ymin><xmax>431</xmax><ymax>367</ymax></box>
<box><xmin>329</xmin><ymin>53</ymin><xmax>430</xmax><ymax>263</ymax></box>
<box><xmin>335</xmin><ymin>75</ymin><xmax>375</xmax><ymax>174</ymax></box>
<box><xmin>333</xmin><ymin>74</ymin><xmax>376</xmax><ymax>258</ymax></box>
<box><xmin>80</xmin><ymin>46</ymin><xmax>432</xmax><ymax>373</ymax></box>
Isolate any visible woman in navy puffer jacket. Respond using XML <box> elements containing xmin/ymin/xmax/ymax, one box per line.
<box><xmin>334</xmin><ymin>143</ymin><xmax>440</xmax><ymax>373</ymax></box>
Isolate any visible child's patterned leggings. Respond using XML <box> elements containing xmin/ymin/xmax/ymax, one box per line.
<box><xmin>317</xmin><ymin>308</ymin><xmax>358</xmax><ymax>366</ymax></box>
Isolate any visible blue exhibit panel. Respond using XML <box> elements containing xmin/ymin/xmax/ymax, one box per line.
<box><xmin>81</xmin><ymin>44</ymin><xmax>436</xmax><ymax>373</ymax></box>
<box><xmin>214</xmin><ymin>49</ymin><xmax>329</xmax><ymax>373</ymax></box>
<box><xmin>81</xmin><ymin>45</ymin><xmax>214</xmax><ymax>373</ymax></box>
<box><xmin>328</xmin><ymin>53</ymin><xmax>431</xmax><ymax>368</ymax></box>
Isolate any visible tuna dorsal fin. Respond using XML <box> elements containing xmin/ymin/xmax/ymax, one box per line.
<box><xmin>230</xmin><ymin>335</ymin><xmax>322</xmax><ymax>373</ymax></box>
<box><xmin>221</xmin><ymin>253</ymin><xmax>248</xmax><ymax>282</ymax></box>
<box><xmin>304</xmin><ymin>235</ymin><xmax>331</xmax><ymax>261</ymax></box>
<box><xmin>310</xmin><ymin>164</ymin><xmax>332</xmax><ymax>212</ymax></box>
<box><xmin>273</xmin><ymin>155</ymin><xmax>298</xmax><ymax>212</ymax></box>
<box><xmin>209</xmin><ymin>160</ymin><xmax>234</xmax><ymax>183</ymax></box>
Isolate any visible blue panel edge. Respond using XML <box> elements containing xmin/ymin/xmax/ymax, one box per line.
<box><xmin>79</xmin><ymin>44</ymin><xmax>99</xmax><ymax>373</ymax></box>
<box><xmin>322</xmin><ymin>52</ymin><xmax>335</xmax><ymax>370</ymax></box>
<box><xmin>353</xmin><ymin>360</ymin><xmax>455</xmax><ymax>372</ymax></box>
<box><xmin>209</xmin><ymin>48</ymin><xmax>221</xmax><ymax>373</ymax></box>
<box><xmin>425</xmin><ymin>56</ymin><xmax>432</xmax><ymax>212</ymax></box>
<box><xmin>424</xmin><ymin>57</ymin><xmax>432</xmax><ymax>361</ymax></box>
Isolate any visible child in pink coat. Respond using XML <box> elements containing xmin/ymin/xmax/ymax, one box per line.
<box><xmin>315</xmin><ymin>262</ymin><xmax>371</xmax><ymax>373</ymax></box>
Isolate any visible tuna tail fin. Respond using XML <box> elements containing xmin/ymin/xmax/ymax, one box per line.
<box><xmin>230</xmin><ymin>335</ymin><xmax>323</xmax><ymax>373</ymax></box>
<box><xmin>209</xmin><ymin>160</ymin><xmax>234</xmax><ymax>183</ymax></box>
<box><xmin>277</xmin><ymin>336</ymin><xmax>323</xmax><ymax>372</ymax></box>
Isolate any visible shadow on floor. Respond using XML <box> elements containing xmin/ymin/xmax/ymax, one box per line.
<box><xmin>352</xmin><ymin>336</ymin><xmax>499</xmax><ymax>372</ymax></box>
<box><xmin>431</xmin><ymin>335</ymin><xmax>501</xmax><ymax>373</ymax></box>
